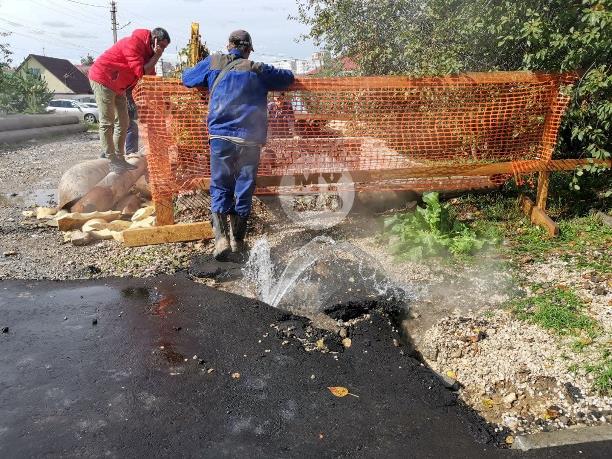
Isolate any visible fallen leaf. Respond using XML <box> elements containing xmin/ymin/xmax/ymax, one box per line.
<box><xmin>505</xmin><ymin>435</ymin><xmax>514</xmax><ymax>445</ymax></box>
<box><xmin>342</xmin><ymin>338</ymin><xmax>352</xmax><ymax>348</ymax></box>
<box><xmin>482</xmin><ymin>398</ymin><xmax>494</xmax><ymax>409</ymax></box>
<box><xmin>231</xmin><ymin>372</ymin><xmax>240</xmax><ymax>379</ymax></box>
<box><xmin>446</xmin><ymin>370</ymin><xmax>457</xmax><ymax>379</ymax></box>
<box><xmin>328</xmin><ymin>386</ymin><xmax>349</xmax><ymax>397</ymax></box>
<box><xmin>316</xmin><ymin>339</ymin><xmax>326</xmax><ymax>350</ymax></box>
<box><xmin>327</xmin><ymin>386</ymin><xmax>359</xmax><ymax>398</ymax></box>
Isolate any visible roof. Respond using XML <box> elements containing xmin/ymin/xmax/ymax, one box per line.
<box><xmin>75</xmin><ymin>64</ymin><xmax>91</xmax><ymax>77</ymax></box>
<box><xmin>19</xmin><ymin>54</ymin><xmax>92</xmax><ymax>94</ymax></box>
<box><xmin>307</xmin><ymin>56</ymin><xmax>359</xmax><ymax>75</ymax></box>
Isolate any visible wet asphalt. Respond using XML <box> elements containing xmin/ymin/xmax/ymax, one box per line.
<box><xmin>0</xmin><ymin>274</ymin><xmax>610</xmax><ymax>458</ymax></box>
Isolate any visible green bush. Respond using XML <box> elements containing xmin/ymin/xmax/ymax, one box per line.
<box><xmin>384</xmin><ymin>192</ymin><xmax>496</xmax><ymax>261</ymax></box>
<box><xmin>295</xmin><ymin>1</ymin><xmax>611</xmax><ymax>193</ymax></box>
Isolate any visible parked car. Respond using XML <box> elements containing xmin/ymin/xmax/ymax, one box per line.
<box><xmin>46</xmin><ymin>99</ymin><xmax>98</xmax><ymax>123</ymax></box>
<box><xmin>82</xmin><ymin>102</ymin><xmax>98</xmax><ymax>109</ymax></box>
<box><xmin>74</xmin><ymin>95</ymin><xmax>96</xmax><ymax>104</ymax></box>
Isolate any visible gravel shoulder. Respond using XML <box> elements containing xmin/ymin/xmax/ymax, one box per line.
<box><xmin>0</xmin><ymin>135</ymin><xmax>610</xmax><ymax>442</ymax></box>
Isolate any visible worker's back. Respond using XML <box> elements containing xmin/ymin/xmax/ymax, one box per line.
<box><xmin>182</xmin><ymin>49</ymin><xmax>294</xmax><ymax>144</ymax></box>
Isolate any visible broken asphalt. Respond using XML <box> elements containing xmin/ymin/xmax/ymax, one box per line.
<box><xmin>0</xmin><ymin>274</ymin><xmax>610</xmax><ymax>457</ymax></box>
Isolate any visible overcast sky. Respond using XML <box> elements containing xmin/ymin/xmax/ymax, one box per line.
<box><xmin>0</xmin><ymin>0</ymin><xmax>317</xmax><ymax>66</ymax></box>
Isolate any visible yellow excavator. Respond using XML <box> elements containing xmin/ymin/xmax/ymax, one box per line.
<box><xmin>188</xmin><ymin>22</ymin><xmax>209</xmax><ymax>67</ymax></box>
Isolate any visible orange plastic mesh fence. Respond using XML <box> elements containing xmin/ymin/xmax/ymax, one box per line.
<box><xmin>133</xmin><ymin>72</ymin><xmax>575</xmax><ymax>217</ymax></box>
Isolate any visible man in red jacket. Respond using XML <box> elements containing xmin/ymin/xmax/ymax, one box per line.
<box><xmin>89</xmin><ymin>28</ymin><xmax>170</xmax><ymax>171</ymax></box>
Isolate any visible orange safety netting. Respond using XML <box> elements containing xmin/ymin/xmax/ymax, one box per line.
<box><xmin>133</xmin><ymin>72</ymin><xmax>575</xmax><ymax>215</ymax></box>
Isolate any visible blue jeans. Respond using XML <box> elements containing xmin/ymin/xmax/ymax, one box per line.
<box><xmin>209</xmin><ymin>138</ymin><xmax>260</xmax><ymax>218</ymax></box>
<box><xmin>125</xmin><ymin>119</ymin><xmax>139</xmax><ymax>154</ymax></box>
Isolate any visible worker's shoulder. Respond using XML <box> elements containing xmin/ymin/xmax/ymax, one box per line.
<box><xmin>207</xmin><ymin>54</ymin><xmax>290</xmax><ymax>75</ymax></box>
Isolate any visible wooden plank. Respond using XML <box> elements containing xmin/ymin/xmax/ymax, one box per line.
<box><xmin>519</xmin><ymin>195</ymin><xmax>559</xmax><ymax>237</ymax></box>
<box><xmin>255</xmin><ymin>158</ymin><xmax>610</xmax><ymax>187</ymax></box>
<box><xmin>122</xmin><ymin>221</ymin><xmax>213</xmax><ymax>247</ymax></box>
<box><xmin>154</xmin><ymin>197</ymin><xmax>175</xmax><ymax>226</ymax></box>
<box><xmin>57</xmin><ymin>210</ymin><xmax>122</xmax><ymax>231</ymax></box>
<box><xmin>535</xmin><ymin>171</ymin><xmax>550</xmax><ymax>210</ymax></box>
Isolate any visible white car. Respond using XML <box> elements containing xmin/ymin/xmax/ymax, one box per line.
<box><xmin>82</xmin><ymin>102</ymin><xmax>98</xmax><ymax>109</ymax></box>
<box><xmin>47</xmin><ymin>99</ymin><xmax>99</xmax><ymax>124</ymax></box>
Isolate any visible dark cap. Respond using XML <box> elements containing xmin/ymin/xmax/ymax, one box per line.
<box><xmin>229</xmin><ymin>29</ymin><xmax>254</xmax><ymax>52</ymax></box>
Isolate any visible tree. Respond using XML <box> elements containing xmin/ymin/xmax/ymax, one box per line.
<box><xmin>0</xmin><ymin>31</ymin><xmax>12</xmax><ymax>69</ymax></box>
<box><xmin>80</xmin><ymin>54</ymin><xmax>95</xmax><ymax>66</ymax></box>
<box><xmin>0</xmin><ymin>39</ymin><xmax>54</xmax><ymax>114</ymax></box>
<box><xmin>294</xmin><ymin>0</ymin><xmax>611</xmax><ymax>192</ymax></box>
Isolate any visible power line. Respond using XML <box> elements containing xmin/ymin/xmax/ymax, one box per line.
<box><xmin>29</xmin><ymin>0</ymin><xmax>100</xmax><ymax>26</ymax></box>
<box><xmin>0</xmin><ymin>25</ymin><xmax>101</xmax><ymax>55</ymax></box>
<box><xmin>63</xmin><ymin>0</ymin><xmax>106</xmax><ymax>7</ymax></box>
<box><xmin>0</xmin><ymin>16</ymin><xmax>101</xmax><ymax>47</ymax></box>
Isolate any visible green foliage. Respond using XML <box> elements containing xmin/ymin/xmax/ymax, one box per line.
<box><xmin>0</xmin><ymin>32</ymin><xmax>11</xmax><ymax>69</ymax></box>
<box><xmin>586</xmin><ymin>349</ymin><xmax>612</xmax><ymax>395</ymax></box>
<box><xmin>384</xmin><ymin>192</ymin><xmax>495</xmax><ymax>260</ymax></box>
<box><xmin>294</xmin><ymin>0</ymin><xmax>611</xmax><ymax>192</ymax></box>
<box><xmin>510</xmin><ymin>286</ymin><xmax>599</xmax><ymax>337</ymax></box>
<box><xmin>0</xmin><ymin>38</ymin><xmax>54</xmax><ymax>114</ymax></box>
<box><xmin>80</xmin><ymin>54</ymin><xmax>95</xmax><ymax>66</ymax></box>
<box><xmin>0</xmin><ymin>68</ymin><xmax>54</xmax><ymax>114</ymax></box>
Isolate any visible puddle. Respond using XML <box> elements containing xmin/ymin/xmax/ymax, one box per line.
<box><xmin>0</xmin><ymin>188</ymin><xmax>57</xmax><ymax>207</ymax></box>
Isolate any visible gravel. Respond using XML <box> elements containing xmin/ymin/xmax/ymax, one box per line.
<box><xmin>1</xmin><ymin>133</ymin><xmax>609</xmax><ymax>436</ymax></box>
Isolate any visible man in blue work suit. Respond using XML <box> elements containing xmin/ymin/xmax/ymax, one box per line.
<box><xmin>182</xmin><ymin>30</ymin><xmax>294</xmax><ymax>260</ymax></box>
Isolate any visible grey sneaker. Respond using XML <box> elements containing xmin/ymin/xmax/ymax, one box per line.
<box><xmin>109</xmin><ymin>156</ymin><xmax>137</xmax><ymax>172</ymax></box>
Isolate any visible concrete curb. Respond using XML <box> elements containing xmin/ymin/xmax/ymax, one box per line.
<box><xmin>0</xmin><ymin>114</ymin><xmax>81</xmax><ymax>132</ymax></box>
<box><xmin>0</xmin><ymin>123</ymin><xmax>87</xmax><ymax>145</ymax></box>
<box><xmin>512</xmin><ymin>425</ymin><xmax>612</xmax><ymax>451</ymax></box>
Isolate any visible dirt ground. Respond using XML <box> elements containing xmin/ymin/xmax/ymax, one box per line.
<box><xmin>0</xmin><ymin>134</ymin><xmax>610</xmax><ymax>441</ymax></box>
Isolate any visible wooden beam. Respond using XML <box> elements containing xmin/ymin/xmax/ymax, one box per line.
<box><xmin>519</xmin><ymin>195</ymin><xmax>559</xmax><ymax>237</ymax></box>
<box><xmin>154</xmin><ymin>197</ymin><xmax>175</xmax><ymax>226</ymax></box>
<box><xmin>255</xmin><ymin>158</ymin><xmax>610</xmax><ymax>187</ymax></box>
<box><xmin>535</xmin><ymin>171</ymin><xmax>550</xmax><ymax>210</ymax></box>
<box><xmin>57</xmin><ymin>210</ymin><xmax>122</xmax><ymax>231</ymax></box>
<box><xmin>122</xmin><ymin>221</ymin><xmax>213</xmax><ymax>247</ymax></box>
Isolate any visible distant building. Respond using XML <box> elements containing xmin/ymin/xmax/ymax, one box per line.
<box><xmin>270</xmin><ymin>59</ymin><xmax>296</xmax><ymax>72</ymax></box>
<box><xmin>75</xmin><ymin>64</ymin><xmax>92</xmax><ymax>77</ymax></box>
<box><xmin>17</xmin><ymin>54</ymin><xmax>92</xmax><ymax>98</ymax></box>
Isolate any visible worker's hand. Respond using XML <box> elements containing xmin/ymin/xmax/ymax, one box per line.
<box><xmin>154</xmin><ymin>43</ymin><xmax>165</xmax><ymax>57</ymax></box>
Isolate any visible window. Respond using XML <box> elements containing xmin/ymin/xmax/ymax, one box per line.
<box><xmin>28</xmin><ymin>68</ymin><xmax>41</xmax><ymax>77</ymax></box>
<box><xmin>49</xmin><ymin>100</ymin><xmax>60</xmax><ymax>107</ymax></box>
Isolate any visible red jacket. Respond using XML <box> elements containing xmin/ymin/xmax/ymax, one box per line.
<box><xmin>89</xmin><ymin>29</ymin><xmax>155</xmax><ymax>95</ymax></box>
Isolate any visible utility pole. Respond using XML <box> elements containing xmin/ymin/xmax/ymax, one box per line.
<box><xmin>110</xmin><ymin>1</ymin><xmax>118</xmax><ymax>43</ymax></box>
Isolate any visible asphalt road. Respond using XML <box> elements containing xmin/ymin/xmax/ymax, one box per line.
<box><xmin>0</xmin><ymin>275</ymin><xmax>609</xmax><ymax>457</ymax></box>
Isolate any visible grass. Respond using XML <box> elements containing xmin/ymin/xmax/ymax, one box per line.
<box><xmin>509</xmin><ymin>286</ymin><xmax>599</xmax><ymax>338</ymax></box>
<box><xmin>87</xmin><ymin>123</ymin><xmax>99</xmax><ymax>132</ymax></box>
<box><xmin>454</xmin><ymin>181</ymin><xmax>612</xmax><ymax>272</ymax></box>
<box><xmin>586</xmin><ymin>350</ymin><xmax>612</xmax><ymax>396</ymax></box>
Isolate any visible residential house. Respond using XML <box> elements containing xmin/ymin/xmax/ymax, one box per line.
<box><xmin>17</xmin><ymin>54</ymin><xmax>92</xmax><ymax>98</ymax></box>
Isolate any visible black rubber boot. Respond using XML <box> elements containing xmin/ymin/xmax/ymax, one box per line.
<box><xmin>211</xmin><ymin>213</ymin><xmax>231</xmax><ymax>260</ymax></box>
<box><xmin>229</xmin><ymin>214</ymin><xmax>248</xmax><ymax>254</ymax></box>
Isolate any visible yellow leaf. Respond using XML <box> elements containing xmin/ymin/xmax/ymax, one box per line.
<box><xmin>316</xmin><ymin>339</ymin><xmax>326</xmax><ymax>350</ymax></box>
<box><xmin>342</xmin><ymin>338</ymin><xmax>352</xmax><ymax>348</ymax></box>
<box><xmin>328</xmin><ymin>386</ymin><xmax>349</xmax><ymax>397</ymax></box>
<box><xmin>231</xmin><ymin>372</ymin><xmax>240</xmax><ymax>379</ymax></box>
<box><xmin>482</xmin><ymin>398</ymin><xmax>494</xmax><ymax>409</ymax></box>
<box><xmin>446</xmin><ymin>370</ymin><xmax>457</xmax><ymax>379</ymax></box>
